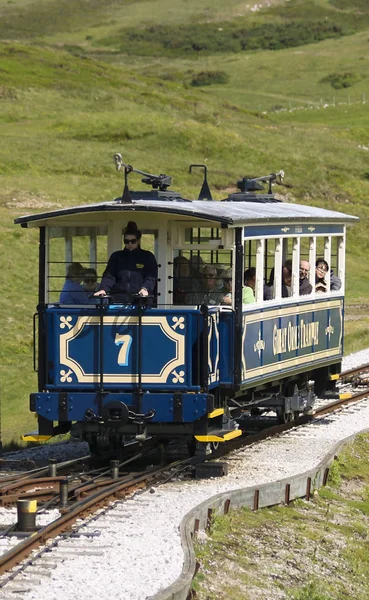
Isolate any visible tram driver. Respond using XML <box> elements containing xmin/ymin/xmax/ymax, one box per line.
<box><xmin>94</xmin><ymin>221</ymin><xmax>158</xmax><ymax>303</ymax></box>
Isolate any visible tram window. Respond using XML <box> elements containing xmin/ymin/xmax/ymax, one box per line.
<box><xmin>71</xmin><ymin>234</ymin><xmax>90</xmax><ymax>266</ymax></box>
<box><xmin>184</xmin><ymin>227</ymin><xmax>221</xmax><ymax>244</ymax></box>
<box><xmin>315</xmin><ymin>238</ymin><xmax>325</xmax><ymax>263</ymax></box>
<box><xmin>283</xmin><ymin>237</ymin><xmax>293</xmax><ymax>268</ymax></box>
<box><xmin>171</xmin><ymin>249</ymin><xmax>232</xmax><ymax>305</ymax></box>
<box><xmin>330</xmin><ymin>239</ymin><xmax>339</xmax><ymax>273</ymax></box>
<box><xmin>242</xmin><ymin>233</ymin><xmax>344</xmax><ymax>305</ymax></box>
<box><xmin>265</xmin><ymin>239</ymin><xmax>278</xmax><ymax>288</ymax></box>
<box><xmin>300</xmin><ymin>237</ymin><xmax>310</xmax><ymax>263</ymax></box>
<box><xmin>244</xmin><ymin>239</ymin><xmax>276</xmax><ymax>301</ymax></box>
<box><xmin>47</xmin><ymin>226</ymin><xmax>107</xmax><ymax>303</ymax></box>
<box><xmin>243</xmin><ymin>239</ymin><xmax>257</xmax><ymax>271</ymax></box>
<box><xmin>48</xmin><ymin>230</ymin><xmax>66</xmax><ymax>303</ymax></box>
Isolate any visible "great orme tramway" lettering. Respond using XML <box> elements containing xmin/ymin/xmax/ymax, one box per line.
<box><xmin>273</xmin><ymin>320</ymin><xmax>319</xmax><ymax>355</ymax></box>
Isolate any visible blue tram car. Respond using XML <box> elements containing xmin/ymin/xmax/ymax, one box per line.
<box><xmin>16</xmin><ymin>157</ymin><xmax>358</xmax><ymax>455</ymax></box>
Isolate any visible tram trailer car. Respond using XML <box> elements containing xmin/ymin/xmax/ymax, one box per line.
<box><xmin>16</xmin><ymin>158</ymin><xmax>358</xmax><ymax>456</ymax></box>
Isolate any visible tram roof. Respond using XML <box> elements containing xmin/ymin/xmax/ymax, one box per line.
<box><xmin>15</xmin><ymin>196</ymin><xmax>359</xmax><ymax>227</ymax></box>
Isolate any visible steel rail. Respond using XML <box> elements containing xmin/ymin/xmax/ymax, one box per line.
<box><xmin>313</xmin><ymin>388</ymin><xmax>369</xmax><ymax>416</ymax></box>
<box><xmin>0</xmin><ymin>463</ymin><xmax>168</xmax><ymax>579</ymax></box>
<box><xmin>338</xmin><ymin>362</ymin><xmax>369</xmax><ymax>380</ymax></box>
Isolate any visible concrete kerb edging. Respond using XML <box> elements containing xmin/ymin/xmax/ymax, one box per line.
<box><xmin>149</xmin><ymin>429</ymin><xmax>368</xmax><ymax>600</ymax></box>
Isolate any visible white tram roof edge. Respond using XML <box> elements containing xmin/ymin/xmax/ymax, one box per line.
<box><xmin>14</xmin><ymin>198</ymin><xmax>359</xmax><ymax>228</ymax></box>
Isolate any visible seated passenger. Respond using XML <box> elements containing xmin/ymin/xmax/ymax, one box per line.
<box><xmin>83</xmin><ymin>268</ymin><xmax>98</xmax><ymax>293</ymax></box>
<box><xmin>187</xmin><ymin>255</ymin><xmax>205</xmax><ymax>295</ymax></box>
<box><xmin>189</xmin><ymin>254</ymin><xmax>205</xmax><ymax>276</ymax></box>
<box><xmin>282</xmin><ymin>266</ymin><xmax>292</xmax><ymax>297</ymax></box>
<box><xmin>330</xmin><ymin>269</ymin><xmax>342</xmax><ymax>291</ymax></box>
<box><xmin>187</xmin><ymin>265</ymin><xmax>224</xmax><ymax>305</ymax></box>
<box><xmin>315</xmin><ymin>258</ymin><xmax>329</xmax><ymax>293</ymax></box>
<box><xmin>315</xmin><ymin>258</ymin><xmax>342</xmax><ymax>292</ymax></box>
<box><xmin>267</xmin><ymin>265</ymin><xmax>291</xmax><ymax>299</ymax></box>
<box><xmin>299</xmin><ymin>261</ymin><xmax>312</xmax><ymax>295</ymax></box>
<box><xmin>220</xmin><ymin>268</ymin><xmax>232</xmax><ymax>305</ymax></box>
<box><xmin>173</xmin><ymin>256</ymin><xmax>191</xmax><ymax>304</ymax></box>
<box><xmin>263</xmin><ymin>281</ymin><xmax>273</xmax><ymax>301</ymax></box>
<box><xmin>242</xmin><ymin>267</ymin><xmax>256</xmax><ymax>304</ymax></box>
<box><xmin>60</xmin><ymin>263</ymin><xmax>94</xmax><ymax>304</ymax></box>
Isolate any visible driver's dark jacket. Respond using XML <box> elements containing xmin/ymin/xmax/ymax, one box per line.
<box><xmin>99</xmin><ymin>247</ymin><xmax>157</xmax><ymax>302</ymax></box>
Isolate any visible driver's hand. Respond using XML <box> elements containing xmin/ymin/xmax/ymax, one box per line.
<box><xmin>138</xmin><ymin>288</ymin><xmax>149</xmax><ymax>296</ymax></box>
<box><xmin>94</xmin><ymin>290</ymin><xmax>107</xmax><ymax>297</ymax></box>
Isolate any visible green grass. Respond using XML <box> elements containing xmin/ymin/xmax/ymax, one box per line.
<box><xmin>0</xmin><ymin>0</ymin><xmax>369</xmax><ymax>443</ymax></box>
<box><xmin>192</xmin><ymin>434</ymin><xmax>369</xmax><ymax>599</ymax></box>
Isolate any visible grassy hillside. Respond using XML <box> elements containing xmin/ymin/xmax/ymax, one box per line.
<box><xmin>0</xmin><ymin>0</ymin><xmax>369</xmax><ymax>443</ymax></box>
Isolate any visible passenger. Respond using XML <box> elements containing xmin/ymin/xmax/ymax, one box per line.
<box><xmin>173</xmin><ymin>256</ymin><xmax>191</xmax><ymax>304</ymax></box>
<box><xmin>315</xmin><ymin>258</ymin><xmax>328</xmax><ymax>293</ymax></box>
<box><xmin>315</xmin><ymin>257</ymin><xmax>342</xmax><ymax>291</ymax></box>
<box><xmin>299</xmin><ymin>260</ymin><xmax>312</xmax><ymax>295</ymax></box>
<box><xmin>220</xmin><ymin>268</ymin><xmax>232</xmax><ymax>305</ymax></box>
<box><xmin>282</xmin><ymin>266</ymin><xmax>292</xmax><ymax>297</ymax></box>
<box><xmin>267</xmin><ymin>267</ymin><xmax>275</xmax><ymax>288</ymax></box>
<box><xmin>60</xmin><ymin>263</ymin><xmax>94</xmax><ymax>304</ymax></box>
<box><xmin>266</xmin><ymin>264</ymin><xmax>289</xmax><ymax>298</ymax></box>
<box><xmin>188</xmin><ymin>255</ymin><xmax>205</xmax><ymax>293</ymax></box>
<box><xmin>242</xmin><ymin>267</ymin><xmax>256</xmax><ymax>304</ymax></box>
<box><xmin>187</xmin><ymin>265</ymin><xmax>223</xmax><ymax>305</ymax></box>
<box><xmin>189</xmin><ymin>254</ymin><xmax>205</xmax><ymax>276</ymax></box>
<box><xmin>263</xmin><ymin>281</ymin><xmax>273</xmax><ymax>301</ymax></box>
<box><xmin>83</xmin><ymin>268</ymin><xmax>98</xmax><ymax>293</ymax></box>
<box><xmin>94</xmin><ymin>221</ymin><xmax>157</xmax><ymax>303</ymax></box>
<box><xmin>243</xmin><ymin>267</ymin><xmax>274</xmax><ymax>304</ymax></box>
<box><xmin>330</xmin><ymin>268</ymin><xmax>342</xmax><ymax>291</ymax></box>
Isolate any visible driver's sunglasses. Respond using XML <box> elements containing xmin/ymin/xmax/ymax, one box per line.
<box><xmin>124</xmin><ymin>238</ymin><xmax>137</xmax><ymax>244</ymax></box>
<box><xmin>84</xmin><ymin>278</ymin><xmax>96</xmax><ymax>283</ymax></box>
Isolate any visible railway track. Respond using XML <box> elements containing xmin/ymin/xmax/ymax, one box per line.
<box><xmin>0</xmin><ymin>454</ymin><xmax>183</xmax><ymax>583</ymax></box>
<box><xmin>0</xmin><ymin>366</ymin><xmax>368</xmax><ymax>593</ymax></box>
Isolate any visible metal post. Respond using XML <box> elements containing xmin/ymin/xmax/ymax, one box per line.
<box><xmin>38</xmin><ymin>227</ymin><xmax>46</xmax><ymax>392</ymax></box>
<box><xmin>48</xmin><ymin>458</ymin><xmax>57</xmax><ymax>477</ymax></box>
<box><xmin>136</xmin><ymin>297</ymin><xmax>144</xmax><ymax>413</ymax></box>
<box><xmin>59</xmin><ymin>478</ymin><xmax>69</xmax><ymax>507</ymax></box>
<box><xmin>200</xmin><ymin>305</ymin><xmax>209</xmax><ymax>393</ymax></box>
<box><xmin>17</xmin><ymin>500</ymin><xmax>37</xmax><ymax>532</ymax></box>
<box><xmin>98</xmin><ymin>296</ymin><xmax>105</xmax><ymax>417</ymax></box>
<box><xmin>234</xmin><ymin>228</ymin><xmax>243</xmax><ymax>388</ymax></box>
<box><xmin>110</xmin><ymin>460</ymin><xmax>119</xmax><ymax>479</ymax></box>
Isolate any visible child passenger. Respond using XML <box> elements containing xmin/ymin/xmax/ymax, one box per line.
<box><xmin>83</xmin><ymin>268</ymin><xmax>98</xmax><ymax>293</ymax></box>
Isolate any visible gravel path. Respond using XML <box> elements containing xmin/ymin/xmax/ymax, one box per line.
<box><xmin>1</xmin><ymin>348</ymin><xmax>369</xmax><ymax>600</ymax></box>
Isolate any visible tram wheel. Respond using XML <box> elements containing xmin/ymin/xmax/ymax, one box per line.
<box><xmin>276</xmin><ymin>407</ymin><xmax>293</xmax><ymax>424</ymax></box>
<box><xmin>88</xmin><ymin>435</ymin><xmax>123</xmax><ymax>460</ymax></box>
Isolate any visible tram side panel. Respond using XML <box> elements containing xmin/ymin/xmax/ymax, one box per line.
<box><xmin>241</xmin><ymin>298</ymin><xmax>343</xmax><ymax>397</ymax></box>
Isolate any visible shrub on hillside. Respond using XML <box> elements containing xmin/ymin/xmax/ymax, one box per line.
<box><xmin>191</xmin><ymin>71</ymin><xmax>229</xmax><ymax>87</ymax></box>
<box><xmin>321</xmin><ymin>72</ymin><xmax>362</xmax><ymax>89</ymax></box>
<box><xmin>329</xmin><ymin>0</ymin><xmax>369</xmax><ymax>10</ymax></box>
<box><xmin>99</xmin><ymin>19</ymin><xmax>348</xmax><ymax>56</ymax></box>
<box><xmin>63</xmin><ymin>44</ymin><xmax>86</xmax><ymax>56</ymax></box>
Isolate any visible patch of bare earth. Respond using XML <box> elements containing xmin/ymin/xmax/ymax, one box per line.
<box><xmin>1</xmin><ymin>190</ymin><xmax>62</xmax><ymax>210</ymax></box>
